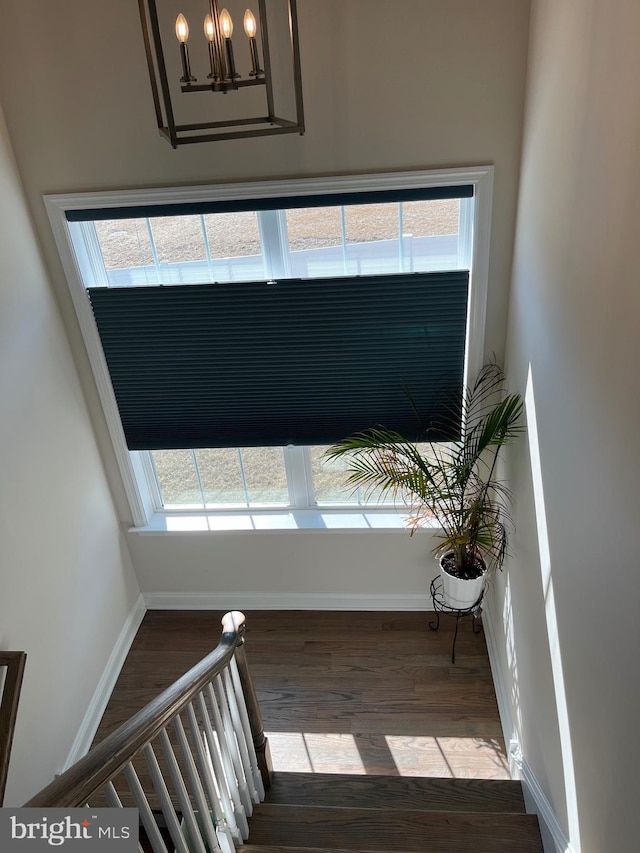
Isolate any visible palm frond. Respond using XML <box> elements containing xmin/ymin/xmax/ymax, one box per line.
<box><xmin>326</xmin><ymin>363</ymin><xmax>525</xmax><ymax>575</ymax></box>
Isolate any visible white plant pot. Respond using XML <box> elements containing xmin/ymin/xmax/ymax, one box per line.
<box><xmin>439</xmin><ymin>554</ymin><xmax>486</xmax><ymax>610</ymax></box>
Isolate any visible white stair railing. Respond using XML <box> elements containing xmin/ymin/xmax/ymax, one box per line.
<box><xmin>25</xmin><ymin>612</ymin><xmax>272</xmax><ymax>853</ymax></box>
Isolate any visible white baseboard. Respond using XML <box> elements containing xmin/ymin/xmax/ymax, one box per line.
<box><xmin>481</xmin><ymin>593</ymin><xmax>515</xmax><ymax>750</ymax></box>
<box><xmin>520</xmin><ymin>756</ymin><xmax>575</xmax><ymax>853</ymax></box>
<box><xmin>62</xmin><ymin>594</ymin><xmax>147</xmax><ymax>770</ymax></box>
<box><xmin>483</xmin><ymin>594</ymin><xmax>574</xmax><ymax>853</ymax></box>
<box><xmin>142</xmin><ymin>591</ymin><xmax>434</xmax><ymax>611</ymax></box>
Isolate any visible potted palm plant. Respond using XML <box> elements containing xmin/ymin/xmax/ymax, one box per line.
<box><xmin>326</xmin><ymin>364</ymin><xmax>524</xmax><ymax>609</ymax></box>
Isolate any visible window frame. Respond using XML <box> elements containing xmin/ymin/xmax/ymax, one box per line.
<box><xmin>45</xmin><ymin>167</ymin><xmax>493</xmax><ymax>529</ymax></box>
<box><xmin>143</xmin><ymin>445</ymin><xmax>405</xmax><ymax>513</ymax></box>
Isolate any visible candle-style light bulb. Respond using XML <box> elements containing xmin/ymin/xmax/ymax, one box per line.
<box><xmin>243</xmin><ymin>9</ymin><xmax>257</xmax><ymax>38</ymax></box>
<box><xmin>175</xmin><ymin>13</ymin><xmax>196</xmax><ymax>82</ymax></box>
<box><xmin>204</xmin><ymin>13</ymin><xmax>221</xmax><ymax>81</ymax></box>
<box><xmin>220</xmin><ymin>8</ymin><xmax>233</xmax><ymax>39</ymax></box>
<box><xmin>204</xmin><ymin>13</ymin><xmax>215</xmax><ymax>41</ymax></box>
<box><xmin>243</xmin><ymin>8</ymin><xmax>263</xmax><ymax>77</ymax></box>
<box><xmin>219</xmin><ymin>8</ymin><xmax>239</xmax><ymax>80</ymax></box>
<box><xmin>175</xmin><ymin>13</ymin><xmax>189</xmax><ymax>43</ymax></box>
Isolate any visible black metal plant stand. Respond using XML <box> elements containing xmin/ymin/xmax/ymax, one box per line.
<box><xmin>429</xmin><ymin>576</ymin><xmax>484</xmax><ymax>664</ymax></box>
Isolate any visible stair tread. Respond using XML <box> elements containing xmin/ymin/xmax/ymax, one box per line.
<box><xmin>248</xmin><ymin>803</ymin><xmax>544</xmax><ymax>853</ymax></box>
<box><xmin>240</xmin><ymin>848</ymin><xmax>476</xmax><ymax>853</ymax></box>
<box><xmin>265</xmin><ymin>771</ymin><xmax>525</xmax><ymax>813</ymax></box>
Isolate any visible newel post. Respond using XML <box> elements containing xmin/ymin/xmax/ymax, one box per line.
<box><xmin>223</xmin><ymin>612</ymin><xmax>273</xmax><ymax>789</ymax></box>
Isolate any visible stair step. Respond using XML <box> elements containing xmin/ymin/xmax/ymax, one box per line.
<box><xmin>246</xmin><ymin>804</ymin><xmax>543</xmax><ymax>853</ymax></box>
<box><xmin>265</xmin><ymin>772</ymin><xmax>526</xmax><ymax>813</ymax></box>
<box><xmin>241</xmin><ymin>849</ymin><xmax>441</xmax><ymax>853</ymax></box>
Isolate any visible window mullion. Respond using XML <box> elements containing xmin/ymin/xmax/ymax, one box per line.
<box><xmin>236</xmin><ymin>448</ymin><xmax>251</xmax><ymax>506</ymax></box>
<box><xmin>284</xmin><ymin>445</ymin><xmax>313</xmax><ymax>508</ymax></box>
<box><xmin>191</xmin><ymin>449</ymin><xmax>207</xmax><ymax>508</ymax></box>
<box><xmin>340</xmin><ymin>206</ymin><xmax>347</xmax><ymax>274</ymax></box>
<box><xmin>276</xmin><ymin>210</ymin><xmax>292</xmax><ymax>277</ymax></box>
<box><xmin>200</xmin><ymin>214</ymin><xmax>215</xmax><ymax>281</ymax></box>
<box><xmin>258</xmin><ymin>209</ymin><xmax>290</xmax><ymax>279</ymax></box>
<box><xmin>145</xmin><ymin>218</ymin><xmax>162</xmax><ymax>283</ymax></box>
<box><xmin>301</xmin><ymin>447</ymin><xmax>316</xmax><ymax>506</ymax></box>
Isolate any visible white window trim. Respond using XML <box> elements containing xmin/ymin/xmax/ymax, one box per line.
<box><xmin>44</xmin><ymin>166</ymin><xmax>493</xmax><ymax>530</ymax></box>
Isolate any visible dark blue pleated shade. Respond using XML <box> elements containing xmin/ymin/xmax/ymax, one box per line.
<box><xmin>66</xmin><ymin>185</ymin><xmax>473</xmax><ymax>222</ymax></box>
<box><xmin>87</xmin><ymin>271</ymin><xmax>469</xmax><ymax>450</ymax></box>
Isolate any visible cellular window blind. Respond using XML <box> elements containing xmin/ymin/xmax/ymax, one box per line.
<box><xmin>66</xmin><ymin>184</ymin><xmax>473</xmax><ymax>222</ymax></box>
<box><xmin>87</xmin><ymin>271</ymin><xmax>469</xmax><ymax>450</ymax></box>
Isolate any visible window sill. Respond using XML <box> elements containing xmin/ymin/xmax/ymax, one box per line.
<box><xmin>129</xmin><ymin>508</ymin><xmax>417</xmax><ymax>534</ymax></box>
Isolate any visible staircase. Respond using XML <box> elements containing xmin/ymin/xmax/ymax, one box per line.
<box><xmin>240</xmin><ymin>771</ymin><xmax>543</xmax><ymax>853</ymax></box>
<box><xmin>25</xmin><ymin>612</ymin><xmax>544</xmax><ymax>853</ymax></box>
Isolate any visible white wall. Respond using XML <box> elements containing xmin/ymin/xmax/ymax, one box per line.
<box><xmin>129</xmin><ymin>527</ymin><xmax>436</xmax><ymax>605</ymax></box>
<box><xmin>0</xmin><ymin>108</ymin><xmax>141</xmax><ymax>806</ymax></box>
<box><xmin>0</xmin><ymin>1</ymin><xmax>531</xmax><ymax>603</ymax></box>
<box><xmin>490</xmin><ymin>1</ymin><xmax>640</xmax><ymax>851</ymax></box>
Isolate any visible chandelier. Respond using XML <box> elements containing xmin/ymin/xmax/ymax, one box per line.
<box><xmin>138</xmin><ymin>0</ymin><xmax>304</xmax><ymax>146</ymax></box>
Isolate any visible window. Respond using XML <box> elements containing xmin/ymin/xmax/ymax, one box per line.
<box><xmin>47</xmin><ymin>168</ymin><xmax>492</xmax><ymax>528</ymax></box>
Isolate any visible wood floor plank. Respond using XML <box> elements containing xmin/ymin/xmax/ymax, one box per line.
<box><xmin>350</xmin><ymin>719</ymin><xmax>504</xmax><ymax>738</ymax></box>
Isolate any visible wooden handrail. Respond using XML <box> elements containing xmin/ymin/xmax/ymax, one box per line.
<box><xmin>0</xmin><ymin>651</ymin><xmax>27</xmax><ymax>806</ymax></box>
<box><xmin>25</xmin><ymin>611</ymin><xmax>262</xmax><ymax>808</ymax></box>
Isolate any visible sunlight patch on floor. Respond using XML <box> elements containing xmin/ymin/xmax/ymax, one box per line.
<box><xmin>383</xmin><ymin>735</ymin><xmax>510</xmax><ymax>778</ymax></box>
<box><xmin>267</xmin><ymin>731</ymin><xmax>510</xmax><ymax>778</ymax></box>
<box><xmin>267</xmin><ymin>732</ymin><xmax>366</xmax><ymax>773</ymax></box>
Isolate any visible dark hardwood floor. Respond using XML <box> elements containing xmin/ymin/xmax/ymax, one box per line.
<box><xmin>95</xmin><ymin>610</ymin><xmax>508</xmax><ymax>779</ymax></box>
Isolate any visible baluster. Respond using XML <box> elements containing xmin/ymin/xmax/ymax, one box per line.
<box><xmin>229</xmin><ymin>655</ymin><xmax>265</xmax><ymax>799</ymax></box>
<box><xmin>222</xmin><ymin>666</ymin><xmax>259</xmax><ymax>803</ymax></box>
<box><xmin>198</xmin><ymin>690</ymin><xmax>248</xmax><ymax>839</ymax></box>
<box><xmin>233</xmin><ymin>634</ymin><xmax>273</xmax><ymax>790</ymax></box>
<box><xmin>210</xmin><ymin>678</ymin><xmax>252</xmax><ymax>816</ymax></box>
<box><xmin>186</xmin><ymin>701</ymin><xmax>241</xmax><ymax>847</ymax></box>
<box><xmin>102</xmin><ymin>781</ymin><xmax>146</xmax><ymax>853</ymax></box>
<box><xmin>102</xmin><ymin>781</ymin><xmax>122</xmax><ymax>809</ymax></box>
<box><xmin>173</xmin><ymin>715</ymin><xmax>227</xmax><ymax>853</ymax></box>
<box><xmin>159</xmin><ymin>729</ymin><xmax>207</xmax><ymax>853</ymax></box>
<box><xmin>143</xmin><ymin>743</ymin><xmax>191</xmax><ymax>853</ymax></box>
<box><xmin>123</xmin><ymin>762</ymin><xmax>169</xmax><ymax>853</ymax></box>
